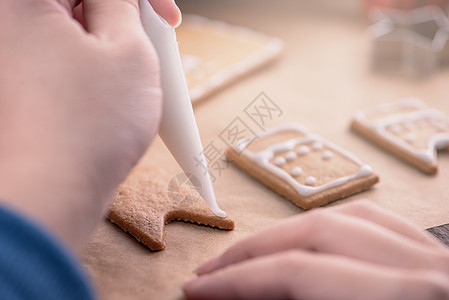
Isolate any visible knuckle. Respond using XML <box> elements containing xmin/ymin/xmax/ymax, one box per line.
<box><xmin>403</xmin><ymin>271</ymin><xmax>449</xmax><ymax>300</ymax></box>
<box><xmin>352</xmin><ymin>199</ymin><xmax>376</xmax><ymax>209</ymax></box>
<box><xmin>302</xmin><ymin>208</ymin><xmax>334</xmax><ymax>235</ymax></box>
<box><xmin>421</xmin><ymin>272</ymin><xmax>449</xmax><ymax>299</ymax></box>
<box><xmin>305</xmin><ymin>207</ymin><xmax>332</xmax><ymax>224</ymax></box>
<box><xmin>344</xmin><ymin>199</ymin><xmax>376</xmax><ymax>211</ymax></box>
<box><xmin>121</xmin><ymin>0</ymin><xmax>139</xmax><ymax>12</ymax></box>
<box><xmin>278</xmin><ymin>250</ymin><xmax>304</xmax><ymax>271</ymax></box>
<box><xmin>433</xmin><ymin>250</ymin><xmax>449</xmax><ymax>273</ymax></box>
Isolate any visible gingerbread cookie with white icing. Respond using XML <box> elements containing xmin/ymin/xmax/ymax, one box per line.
<box><xmin>177</xmin><ymin>15</ymin><xmax>283</xmax><ymax>103</ymax></box>
<box><xmin>351</xmin><ymin>98</ymin><xmax>449</xmax><ymax>174</ymax></box>
<box><xmin>226</xmin><ymin>124</ymin><xmax>379</xmax><ymax>210</ymax></box>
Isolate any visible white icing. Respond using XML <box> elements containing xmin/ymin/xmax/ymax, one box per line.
<box><xmin>389</xmin><ymin>124</ymin><xmax>402</xmax><ymax>133</ymax></box>
<box><xmin>429</xmin><ymin>118</ymin><xmax>449</xmax><ymax>132</ymax></box>
<box><xmin>291</xmin><ymin>167</ymin><xmax>303</xmax><ymax>176</ymax></box>
<box><xmin>430</xmin><ymin>119</ymin><xmax>440</xmax><ymax>127</ymax></box>
<box><xmin>435</xmin><ymin>138</ymin><xmax>449</xmax><ymax>150</ymax></box>
<box><xmin>235</xmin><ymin>124</ymin><xmax>374</xmax><ymax>197</ymax></box>
<box><xmin>236</xmin><ymin>137</ymin><xmax>254</xmax><ymax>151</ymax></box>
<box><xmin>181</xmin><ymin>54</ymin><xmax>201</xmax><ymax>74</ymax></box>
<box><xmin>403</xmin><ymin>121</ymin><xmax>414</xmax><ymax>130</ymax></box>
<box><xmin>322</xmin><ymin>150</ymin><xmax>334</xmax><ymax>160</ymax></box>
<box><xmin>305</xmin><ymin>176</ymin><xmax>317</xmax><ymax>186</ymax></box>
<box><xmin>297</xmin><ymin>145</ymin><xmax>310</xmax><ymax>155</ymax></box>
<box><xmin>416</xmin><ymin>119</ymin><xmax>428</xmax><ymax>128</ymax></box>
<box><xmin>285</xmin><ymin>151</ymin><xmax>297</xmax><ymax>161</ymax></box>
<box><xmin>354</xmin><ymin>99</ymin><xmax>449</xmax><ymax>165</ymax></box>
<box><xmin>358</xmin><ymin>164</ymin><xmax>373</xmax><ymax>176</ymax></box>
<box><xmin>354</xmin><ymin>98</ymin><xmax>427</xmax><ymax>118</ymax></box>
<box><xmin>274</xmin><ymin>157</ymin><xmax>286</xmax><ymax>166</ymax></box>
<box><xmin>312</xmin><ymin>142</ymin><xmax>323</xmax><ymax>151</ymax></box>
<box><xmin>405</xmin><ymin>133</ymin><xmax>416</xmax><ymax>143</ymax></box>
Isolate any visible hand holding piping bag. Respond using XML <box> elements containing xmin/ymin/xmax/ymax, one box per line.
<box><xmin>0</xmin><ymin>0</ymin><xmax>180</xmax><ymax>251</ymax></box>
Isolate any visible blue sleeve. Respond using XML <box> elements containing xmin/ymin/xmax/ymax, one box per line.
<box><xmin>0</xmin><ymin>205</ymin><xmax>96</xmax><ymax>300</ymax></box>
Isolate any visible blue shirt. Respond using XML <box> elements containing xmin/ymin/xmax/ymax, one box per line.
<box><xmin>0</xmin><ymin>206</ymin><xmax>95</xmax><ymax>300</ymax></box>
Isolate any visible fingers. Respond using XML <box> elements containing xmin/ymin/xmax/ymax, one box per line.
<box><xmin>72</xmin><ymin>3</ymin><xmax>85</xmax><ymax>27</ymax></box>
<box><xmin>0</xmin><ymin>0</ymin><xmax>73</xmax><ymax>23</ymax></box>
<box><xmin>73</xmin><ymin>0</ymin><xmax>181</xmax><ymax>29</ymax></box>
<box><xmin>1</xmin><ymin>0</ymin><xmax>181</xmax><ymax>41</ymax></box>
<box><xmin>149</xmin><ymin>0</ymin><xmax>182</xmax><ymax>28</ymax></box>
<box><xmin>56</xmin><ymin>0</ymin><xmax>81</xmax><ymax>14</ymax></box>
<box><xmin>81</xmin><ymin>0</ymin><xmax>181</xmax><ymax>40</ymax></box>
<box><xmin>82</xmin><ymin>0</ymin><xmax>145</xmax><ymax>40</ymax></box>
<box><xmin>185</xmin><ymin>250</ymin><xmax>449</xmax><ymax>300</ymax></box>
<box><xmin>330</xmin><ymin>200</ymin><xmax>443</xmax><ymax>249</ymax></box>
<box><xmin>196</xmin><ymin>204</ymin><xmax>446</xmax><ymax>275</ymax></box>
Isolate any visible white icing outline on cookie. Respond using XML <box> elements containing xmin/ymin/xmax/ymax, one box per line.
<box><xmin>354</xmin><ymin>98</ymin><xmax>449</xmax><ymax>164</ymax></box>
<box><xmin>235</xmin><ymin>124</ymin><xmax>374</xmax><ymax>197</ymax></box>
<box><xmin>180</xmin><ymin>15</ymin><xmax>284</xmax><ymax>102</ymax></box>
<box><xmin>181</xmin><ymin>54</ymin><xmax>202</xmax><ymax>74</ymax></box>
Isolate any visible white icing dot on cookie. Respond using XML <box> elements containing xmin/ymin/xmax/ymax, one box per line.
<box><xmin>430</xmin><ymin>118</ymin><xmax>440</xmax><ymax>127</ymax></box>
<box><xmin>417</xmin><ymin>119</ymin><xmax>428</xmax><ymax>128</ymax></box>
<box><xmin>312</xmin><ymin>142</ymin><xmax>323</xmax><ymax>151</ymax></box>
<box><xmin>297</xmin><ymin>146</ymin><xmax>310</xmax><ymax>156</ymax></box>
<box><xmin>291</xmin><ymin>167</ymin><xmax>303</xmax><ymax>177</ymax></box>
<box><xmin>305</xmin><ymin>176</ymin><xmax>317</xmax><ymax>186</ymax></box>
<box><xmin>181</xmin><ymin>54</ymin><xmax>201</xmax><ymax>74</ymax></box>
<box><xmin>322</xmin><ymin>150</ymin><xmax>334</xmax><ymax>160</ymax></box>
<box><xmin>274</xmin><ymin>157</ymin><xmax>286</xmax><ymax>166</ymax></box>
<box><xmin>358</xmin><ymin>164</ymin><xmax>373</xmax><ymax>176</ymax></box>
<box><xmin>403</xmin><ymin>121</ymin><xmax>414</xmax><ymax>130</ymax></box>
<box><xmin>389</xmin><ymin>124</ymin><xmax>402</xmax><ymax>134</ymax></box>
<box><xmin>429</xmin><ymin>118</ymin><xmax>449</xmax><ymax>132</ymax></box>
<box><xmin>405</xmin><ymin>133</ymin><xmax>416</xmax><ymax>143</ymax></box>
<box><xmin>434</xmin><ymin>120</ymin><xmax>449</xmax><ymax>131</ymax></box>
<box><xmin>285</xmin><ymin>151</ymin><xmax>297</xmax><ymax>161</ymax></box>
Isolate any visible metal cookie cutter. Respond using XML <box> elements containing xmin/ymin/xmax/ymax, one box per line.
<box><xmin>368</xmin><ymin>5</ymin><xmax>449</xmax><ymax>77</ymax></box>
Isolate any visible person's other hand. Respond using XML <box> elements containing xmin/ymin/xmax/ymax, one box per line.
<box><xmin>0</xmin><ymin>0</ymin><xmax>180</xmax><ymax>251</ymax></box>
<box><xmin>184</xmin><ymin>201</ymin><xmax>449</xmax><ymax>300</ymax></box>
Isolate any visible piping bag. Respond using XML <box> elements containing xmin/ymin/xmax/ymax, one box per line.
<box><xmin>139</xmin><ymin>0</ymin><xmax>226</xmax><ymax>217</ymax></box>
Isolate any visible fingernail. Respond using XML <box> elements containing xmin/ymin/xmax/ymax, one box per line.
<box><xmin>182</xmin><ymin>276</ymin><xmax>207</xmax><ymax>299</ymax></box>
<box><xmin>172</xmin><ymin>0</ymin><xmax>182</xmax><ymax>28</ymax></box>
<box><xmin>195</xmin><ymin>256</ymin><xmax>219</xmax><ymax>275</ymax></box>
<box><xmin>173</xmin><ymin>8</ymin><xmax>182</xmax><ymax>28</ymax></box>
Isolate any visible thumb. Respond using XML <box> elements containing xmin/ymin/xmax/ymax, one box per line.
<box><xmin>149</xmin><ymin>0</ymin><xmax>182</xmax><ymax>28</ymax></box>
<box><xmin>82</xmin><ymin>0</ymin><xmax>181</xmax><ymax>40</ymax></box>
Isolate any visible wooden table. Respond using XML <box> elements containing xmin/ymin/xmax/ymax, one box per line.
<box><xmin>81</xmin><ymin>1</ymin><xmax>449</xmax><ymax>299</ymax></box>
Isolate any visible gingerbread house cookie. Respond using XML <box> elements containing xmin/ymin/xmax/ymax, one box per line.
<box><xmin>351</xmin><ymin>98</ymin><xmax>449</xmax><ymax>174</ymax></box>
<box><xmin>226</xmin><ymin>124</ymin><xmax>379</xmax><ymax>210</ymax></box>
<box><xmin>177</xmin><ymin>15</ymin><xmax>283</xmax><ymax>103</ymax></box>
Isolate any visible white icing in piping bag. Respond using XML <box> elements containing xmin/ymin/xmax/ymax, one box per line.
<box><xmin>139</xmin><ymin>0</ymin><xmax>226</xmax><ymax>217</ymax></box>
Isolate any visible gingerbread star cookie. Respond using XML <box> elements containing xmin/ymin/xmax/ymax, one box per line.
<box><xmin>108</xmin><ymin>166</ymin><xmax>234</xmax><ymax>251</ymax></box>
<box><xmin>226</xmin><ymin>124</ymin><xmax>379</xmax><ymax>210</ymax></box>
<box><xmin>351</xmin><ymin>98</ymin><xmax>449</xmax><ymax>174</ymax></box>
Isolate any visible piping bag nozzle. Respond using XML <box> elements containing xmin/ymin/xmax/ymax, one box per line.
<box><xmin>139</xmin><ymin>0</ymin><xmax>226</xmax><ymax>218</ymax></box>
